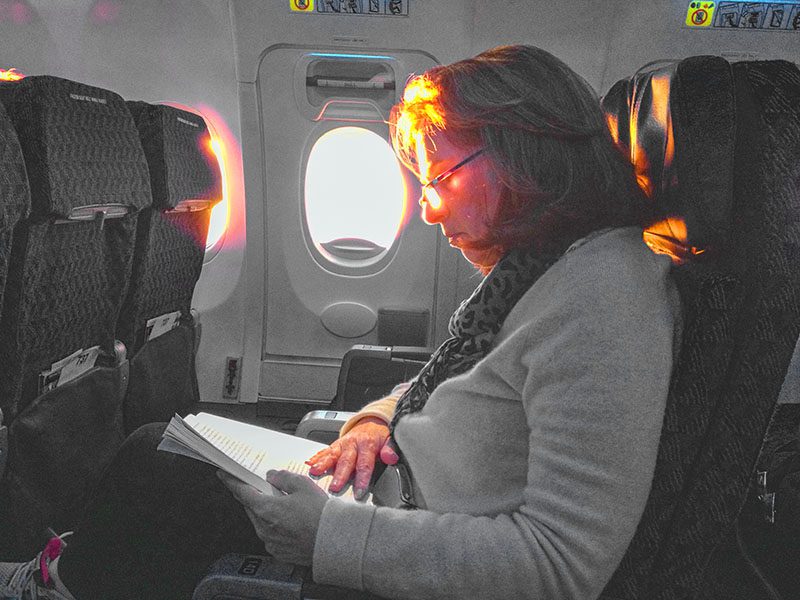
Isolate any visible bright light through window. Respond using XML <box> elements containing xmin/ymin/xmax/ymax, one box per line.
<box><xmin>305</xmin><ymin>127</ymin><xmax>406</xmax><ymax>262</ymax></box>
<box><xmin>207</xmin><ymin>137</ymin><xmax>228</xmax><ymax>250</ymax></box>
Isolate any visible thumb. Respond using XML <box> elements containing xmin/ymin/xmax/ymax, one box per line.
<box><xmin>266</xmin><ymin>469</ymin><xmax>316</xmax><ymax>494</ymax></box>
<box><xmin>379</xmin><ymin>439</ymin><xmax>399</xmax><ymax>465</ymax></box>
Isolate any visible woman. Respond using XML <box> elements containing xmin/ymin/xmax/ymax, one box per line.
<box><xmin>0</xmin><ymin>45</ymin><xmax>680</xmax><ymax>600</ymax></box>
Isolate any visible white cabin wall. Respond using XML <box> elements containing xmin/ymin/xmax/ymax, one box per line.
<box><xmin>603</xmin><ymin>1</ymin><xmax>800</xmax><ymax>91</ymax></box>
<box><xmin>471</xmin><ymin>0</ymin><xmax>620</xmax><ymax>90</ymax></box>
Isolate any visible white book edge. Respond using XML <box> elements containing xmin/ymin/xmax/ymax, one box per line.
<box><xmin>158</xmin><ymin>414</ymin><xmax>278</xmax><ymax>495</ymax></box>
<box><xmin>158</xmin><ymin>413</ymin><xmax>367</xmax><ymax>502</ymax></box>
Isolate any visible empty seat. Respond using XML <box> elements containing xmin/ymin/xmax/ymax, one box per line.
<box><xmin>0</xmin><ymin>75</ymin><xmax>152</xmax><ymax>558</ymax></box>
<box><xmin>119</xmin><ymin>101</ymin><xmax>221</xmax><ymax>433</ymax></box>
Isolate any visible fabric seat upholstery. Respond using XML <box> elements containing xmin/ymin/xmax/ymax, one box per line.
<box><xmin>599</xmin><ymin>57</ymin><xmax>800</xmax><ymax>599</ymax></box>
<box><xmin>0</xmin><ymin>76</ymin><xmax>152</xmax><ymax>558</ymax></box>
<box><xmin>119</xmin><ymin>101</ymin><xmax>221</xmax><ymax>433</ymax></box>
<box><xmin>0</xmin><ymin>99</ymin><xmax>29</xmax><ymax>325</ymax></box>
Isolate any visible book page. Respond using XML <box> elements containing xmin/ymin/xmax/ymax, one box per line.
<box><xmin>162</xmin><ymin>413</ymin><xmax>364</xmax><ymax>501</ymax></box>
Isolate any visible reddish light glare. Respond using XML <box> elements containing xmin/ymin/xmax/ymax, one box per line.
<box><xmin>0</xmin><ymin>67</ymin><xmax>25</xmax><ymax>81</ymax></box>
<box><xmin>164</xmin><ymin>102</ymin><xmax>245</xmax><ymax>252</ymax></box>
<box><xmin>643</xmin><ymin>217</ymin><xmax>705</xmax><ymax>265</ymax></box>
<box><xmin>9</xmin><ymin>1</ymin><xmax>30</xmax><ymax>23</ymax></box>
<box><xmin>92</xmin><ymin>0</ymin><xmax>120</xmax><ymax>23</ymax></box>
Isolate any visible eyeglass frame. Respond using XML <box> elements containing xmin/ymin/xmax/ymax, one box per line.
<box><xmin>418</xmin><ymin>148</ymin><xmax>485</xmax><ymax>208</ymax></box>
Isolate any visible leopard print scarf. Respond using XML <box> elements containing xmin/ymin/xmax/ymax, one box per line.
<box><xmin>390</xmin><ymin>246</ymin><xmax>560</xmax><ymax>432</ymax></box>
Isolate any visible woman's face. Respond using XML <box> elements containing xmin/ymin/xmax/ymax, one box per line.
<box><xmin>417</xmin><ymin>135</ymin><xmax>504</xmax><ymax>270</ymax></box>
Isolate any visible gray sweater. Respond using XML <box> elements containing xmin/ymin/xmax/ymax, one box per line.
<box><xmin>313</xmin><ymin>227</ymin><xmax>680</xmax><ymax>600</ymax></box>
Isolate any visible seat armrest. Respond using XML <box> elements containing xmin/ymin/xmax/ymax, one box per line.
<box><xmin>192</xmin><ymin>554</ymin><xmax>303</xmax><ymax>600</ymax></box>
<box><xmin>193</xmin><ymin>554</ymin><xmax>387</xmax><ymax>600</ymax></box>
<box><xmin>295</xmin><ymin>410</ymin><xmax>355</xmax><ymax>445</ymax></box>
<box><xmin>334</xmin><ymin>344</ymin><xmax>428</xmax><ymax>412</ymax></box>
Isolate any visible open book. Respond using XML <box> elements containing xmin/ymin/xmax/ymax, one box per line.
<box><xmin>158</xmin><ymin>412</ymin><xmax>365</xmax><ymax>501</ymax></box>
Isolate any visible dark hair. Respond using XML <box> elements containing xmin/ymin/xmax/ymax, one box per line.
<box><xmin>390</xmin><ymin>45</ymin><xmax>655</xmax><ymax>257</ymax></box>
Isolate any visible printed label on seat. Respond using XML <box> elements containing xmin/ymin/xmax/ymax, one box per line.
<box><xmin>38</xmin><ymin>346</ymin><xmax>101</xmax><ymax>394</ymax></box>
<box><xmin>145</xmin><ymin>310</ymin><xmax>182</xmax><ymax>342</ymax></box>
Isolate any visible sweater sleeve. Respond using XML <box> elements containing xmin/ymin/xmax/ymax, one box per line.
<box><xmin>337</xmin><ymin>381</ymin><xmax>411</xmax><ymax>437</ymax></box>
<box><xmin>313</xmin><ymin>241</ymin><xmax>677</xmax><ymax>599</ymax></box>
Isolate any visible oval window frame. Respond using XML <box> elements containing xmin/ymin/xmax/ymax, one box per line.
<box><xmin>300</xmin><ymin>121</ymin><xmax>410</xmax><ymax>276</ymax></box>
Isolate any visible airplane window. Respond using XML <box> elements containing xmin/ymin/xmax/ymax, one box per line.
<box><xmin>305</xmin><ymin>126</ymin><xmax>406</xmax><ymax>265</ymax></box>
<box><xmin>206</xmin><ymin>136</ymin><xmax>228</xmax><ymax>251</ymax></box>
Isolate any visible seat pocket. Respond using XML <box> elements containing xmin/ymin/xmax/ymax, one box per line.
<box><xmin>0</xmin><ymin>363</ymin><xmax>127</xmax><ymax>558</ymax></box>
<box><xmin>124</xmin><ymin>321</ymin><xmax>199</xmax><ymax>435</ymax></box>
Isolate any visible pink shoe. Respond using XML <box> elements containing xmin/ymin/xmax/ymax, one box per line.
<box><xmin>0</xmin><ymin>532</ymin><xmax>77</xmax><ymax>599</ymax></box>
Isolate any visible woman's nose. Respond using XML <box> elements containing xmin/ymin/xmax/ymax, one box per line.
<box><xmin>419</xmin><ymin>195</ymin><xmax>448</xmax><ymax>224</ymax></box>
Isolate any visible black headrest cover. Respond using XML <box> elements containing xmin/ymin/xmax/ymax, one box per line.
<box><xmin>127</xmin><ymin>102</ymin><xmax>221</xmax><ymax>211</ymax></box>
<box><xmin>602</xmin><ymin>56</ymin><xmax>736</xmax><ymax>250</ymax></box>
<box><xmin>0</xmin><ymin>76</ymin><xmax>152</xmax><ymax>218</ymax></box>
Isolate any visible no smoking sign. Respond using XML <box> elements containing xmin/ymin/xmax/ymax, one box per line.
<box><xmin>686</xmin><ymin>1</ymin><xmax>717</xmax><ymax>26</ymax></box>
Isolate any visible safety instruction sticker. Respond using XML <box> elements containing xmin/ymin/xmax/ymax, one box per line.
<box><xmin>290</xmin><ymin>0</ymin><xmax>314</xmax><ymax>11</ymax></box>
<box><xmin>686</xmin><ymin>1</ymin><xmax>800</xmax><ymax>30</ymax></box>
<box><xmin>291</xmin><ymin>0</ymin><xmax>408</xmax><ymax>16</ymax></box>
<box><xmin>686</xmin><ymin>1</ymin><xmax>717</xmax><ymax>25</ymax></box>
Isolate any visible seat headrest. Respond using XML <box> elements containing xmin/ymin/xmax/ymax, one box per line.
<box><xmin>127</xmin><ymin>102</ymin><xmax>221</xmax><ymax>211</ymax></box>
<box><xmin>0</xmin><ymin>76</ymin><xmax>152</xmax><ymax>219</ymax></box>
<box><xmin>601</xmin><ymin>56</ymin><xmax>736</xmax><ymax>259</ymax></box>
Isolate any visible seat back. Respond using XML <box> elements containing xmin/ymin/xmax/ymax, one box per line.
<box><xmin>0</xmin><ymin>98</ymin><xmax>29</xmax><ymax>323</ymax></box>
<box><xmin>0</xmin><ymin>76</ymin><xmax>152</xmax><ymax>420</ymax></box>
<box><xmin>0</xmin><ymin>92</ymin><xmax>30</xmax><ymax>498</ymax></box>
<box><xmin>599</xmin><ymin>57</ymin><xmax>800</xmax><ymax>598</ymax></box>
<box><xmin>118</xmin><ymin>102</ymin><xmax>220</xmax><ymax>432</ymax></box>
<box><xmin>0</xmin><ymin>76</ymin><xmax>152</xmax><ymax>557</ymax></box>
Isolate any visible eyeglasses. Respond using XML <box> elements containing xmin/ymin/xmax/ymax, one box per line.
<box><xmin>419</xmin><ymin>148</ymin><xmax>485</xmax><ymax>210</ymax></box>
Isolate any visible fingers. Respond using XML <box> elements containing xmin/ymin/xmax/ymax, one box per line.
<box><xmin>329</xmin><ymin>441</ymin><xmax>357</xmax><ymax>492</ymax></box>
<box><xmin>306</xmin><ymin>445</ymin><xmax>340</xmax><ymax>476</ymax></box>
<box><xmin>266</xmin><ymin>469</ymin><xmax>326</xmax><ymax>497</ymax></box>
<box><xmin>217</xmin><ymin>471</ymin><xmax>265</xmax><ymax>509</ymax></box>
<box><xmin>306</xmin><ymin>447</ymin><xmax>329</xmax><ymax>463</ymax></box>
<box><xmin>379</xmin><ymin>438</ymin><xmax>400</xmax><ymax>465</ymax></box>
<box><xmin>353</xmin><ymin>437</ymin><xmax>378</xmax><ymax>495</ymax></box>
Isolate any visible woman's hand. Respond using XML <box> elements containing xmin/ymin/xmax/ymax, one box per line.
<box><xmin>218</xmin><ymin>469</ymin><xmax>327</xmax><ymax>566</ymax></box>
<box><xmin>305</xmin><ymin>416</ymin><xmax>398</xmax><ymax>499</ymax></box>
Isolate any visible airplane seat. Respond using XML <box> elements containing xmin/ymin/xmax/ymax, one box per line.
<box><xmin>0</xmin><ymin>97</ymin><xmax>30</xmax><ymax>322</ymax></box>
<box><xmin>195</xmin><ymin>56</ymin><xmax>800</xmax><ymax>600</ymax></box>
<box><xmin>597</xmin><ymin>56</ymin><xmax>800</xmax><ymax>599</ymax></box>
<box><xmin>0</xmin><ymin>76</ymin><xmax>152</xmax><ymax>559</ymax></box>
<box><xmin>332</xmin><ymin>345</ymin><xmax>429</xmax><ymax>412</ymax></box>
<box><xmin>118</xmin><ymin>101</ymin><xmax>221</xmax><ymax>435</ymax></box>
<box><xmin>0</xmin><ymin>96</ymin><xmax>30</xmax><ymax>519</ymax></box>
